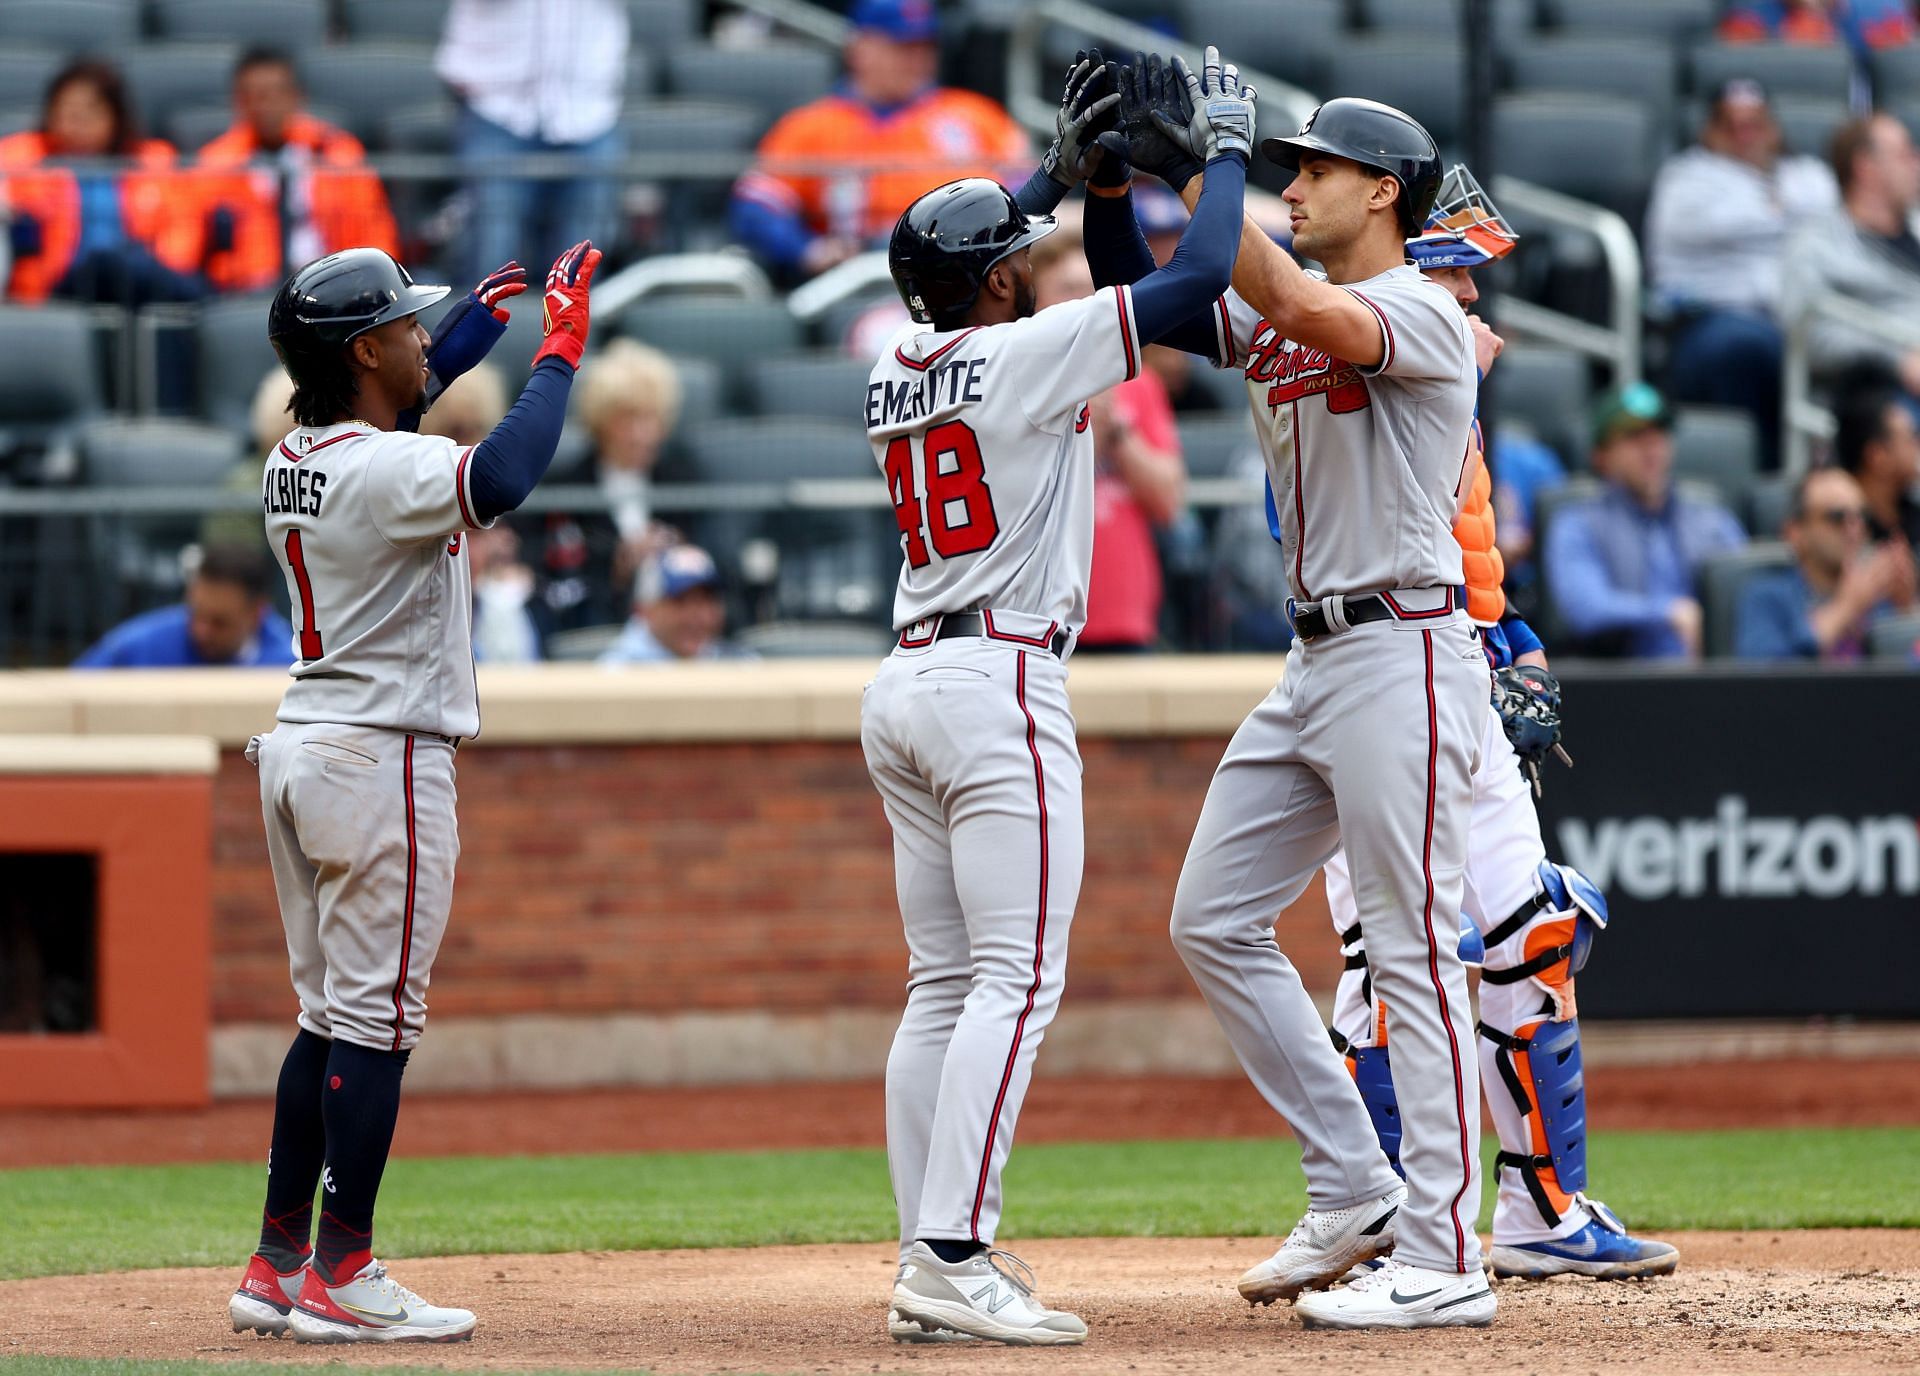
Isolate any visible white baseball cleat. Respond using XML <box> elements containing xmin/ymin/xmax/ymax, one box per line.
<box><xmin>1295</xmin><ymin>1257</ymin><xmax>1497</xmax><ymax>1330</ymax></box>
<box><xmin>287</xmin><ymin>1259</ymin><xmax>476</xmax><ymax>1343</ymax></box>
<box><xmin>228</xmin><ymin>1253</ymin><xmax>307</xmax><ymax>1336</ymax></box>
<box><xmin>891</xmin><ymin>1243</ymin><xmax>1087</xmax><ymax>1345</ymax></box>
<box><xmin>888</xmin><ymin>1306</ymin><xmax>976</xmax><ymax>1343</ymax></box>
<box><xmin>1237</xmin><ymin>1185</ymin><xmax>1405</xmax><ymax>1304</ymax></box>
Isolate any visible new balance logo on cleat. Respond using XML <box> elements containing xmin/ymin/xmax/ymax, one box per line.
<box><xmin>969</xmin><ymin>1282</ymin><xmax>1016</xmax><ymax>1314</ymax></box>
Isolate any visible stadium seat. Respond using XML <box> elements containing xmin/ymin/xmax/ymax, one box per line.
<box><xmin>380</xmin><ymin>100</ymin><xmax>458</xmax><ymax>155</ymax></box>
<box><xmin>1868</xmin><ymin>611</ymin><xmax>1920</xmax><ymax>661</ymax></box>
<box><xmin>78</xmin><ymin>417</ymin><xmax>242</xmax><ymax>488</ymax></box>
<box><xmin>118</xmin><ymin>45</ymin><xmax>239</xmax><ymax>141</ymax></box>
<box><xmin>0</xmin><ymin>0</ymin><xmax>139</xmax><ymax>51</ymax></box>
<box><xmin>1358</xmin><ymin>0</ymin><xmax>1537</xmax><ymax>47</ymax></box>
<box><xmin>0</xmin><ymin>46</ymin><xmax>59</xmax><ymax>111</ymax></box>
<box><xmin>165</xmin><ymin>104</ymin><xmax>237</xmax><ymax>154</ymax></box>
<box><xmin>1490</xmin><ymin>345</ymin><xmax>1592</xmax><ymax>469</ymax></box>
<box><xmin>620</xmin><ymin>297</ymin><xmax>803</xmax><ymax>378</ymax></box>
<box><xmin>1180</xmin><ymin>0</ymin><xmax>1344</xmax><ymax>92</ymax></box>
<box><xmin>733</xmin><ymin>619</ymin><xmax>897</xmax><ymax>657</ymax></box>
<box><xmin>1504</xmin><ymin>36</ymin><xmax>1680</xmax><ymax>133</ymax></box>
<box><xmin>152</xmin><ymin>0</ymin><xmax>327</xmax><ymax>48</ymax></box>
<box><xmin>746</xmin><ymin>352</ymin><xmax>877</xmax><ymax>422</ymax></box>
<box><xmin>340</xmin><ymin>0</ymin><xmax>448</xmax><ymax>42</ymax></box>
<box><xmin>1672</xmin><ymin>405</ymin><xmax>1761</xmax><ymax>510</ymax></box>
<box><xmin>663</xmin><ymin>44</ymin><xmax>837</xmax><ymax>133</ymax></box>
<box><xmin>1491</xmin><ymin>93</ymin><xmax>1659</xmax><ymax>223</ymax></box>
<box><xmin>1323</xmin><ymin>38</ymin><xmax>1467</xmax><ymax>150</ymax></box>
<box><xmin>1746</xmin><ymin>472</ymin><xmax>1794</xmax><ymax>538</ymax></box>
<box><xmin>1176</xmin><ymin>414</ymin><xmax>1258</xmax><ymax>481</ymax></box>
<box><xmin>300</xmin><ymin>45</ymin><xmax>439</xmax><ymax>144</ymax></box>
<box><xmin>0</xmin><ymin>105</ymin><xmax>33</xmax><ymax>136</ymax></box>
<box><xmin>193</xmin><ymin>294</ymin><xmax>282</xmax><ymax>436</ymax></box>
<box><xmin>628</xmin><ymin>0</ymin><xmax>700</xmax><ymax>48</ymax></box>
<box><xmin>619</xmin><ymin>98</ymin><xmax>764</xmax><ymax>154</ymax></box>
<box><xmin>1768</xmin><ymin>95</ymin><xmax>1851</xmax><ymax>160</ymax></box>
<box><xmin>626</xmin><ymin>45</ymin><xmax>657</xmax><ymax>103</ymax></box>
<box><xmin>686</xmin><ymin>417</ymin><xmax>870</xmax><ymax>484</ymax></box>
<box><xmin>0</xmin><ymin>304</ymin><xmax>103</xmax><ymax>477</ymax></box>
<box><xmin>670</xmin><ymin>355</ymin><xmax>725</xmax><ymax>432</ymax></box>
<box><xmin>1698</xmin><ymin>541</ymin><xmax>1792</xmax><ymax>658</ymax></box>
<box><xmin>1690</xmin><ymin>41</ymin><xmax>1853</xmax><ymax>103</ymax></box>
<box><xmin>1870</xmin><ymin>45</ymin><xmax>1920</xmax><ymax>106</ymax></box>
<box><xmin>1546</xmin><ymin>0</ymin><xmax>1718</xmax><ymax>44</ymax></box>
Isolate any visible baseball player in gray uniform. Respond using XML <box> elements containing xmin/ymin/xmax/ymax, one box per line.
<box><xmin>227</xmin><ymin>241</ymin><xmax>597</xmax><ymax>1343</ymax></box>
<box><xmin>870</xmin><ymin>49</ymin><xmax>1254</xmax><ymax>1346</ymax></box>
<box><xmin>1091</xmin><ymin>75</ymin><xmax>1495</xmax><ymax>1329</ymax></box>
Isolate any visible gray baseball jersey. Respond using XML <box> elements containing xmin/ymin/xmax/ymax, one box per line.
<box><xmin>263</xmin><ymin>422</ymin><xmax>490</xmax><ymax>740</ymax></box>
<box><xmin>866</xmin><ymin>284</ymin><xmax>1142</xmax><ymax>633</ymax></box>
<box><xmin>1215</xmin><ymin>264</ymin><xmax>1475</xmax><ymax>601</ymax></box>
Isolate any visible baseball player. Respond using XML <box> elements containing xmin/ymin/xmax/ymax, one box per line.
<box><xmin>870</xmin><ymin>49</ymin><xmax>1254</xmax><ymax>1346</ymax></box>
<box><xmin>1322</xmin><ymin>166</ymin><xmax>1679</xmax><ymax>1282</ymax></box>
<box><xmin>1092</xmin><ymin>72</ymin><xmax>1494</xmax><ymax>1329</ymax></box>
<box><xmin>227</xmin><ymin>241</ymin><xmax>598</xmax><ymax>1343</ymax></box>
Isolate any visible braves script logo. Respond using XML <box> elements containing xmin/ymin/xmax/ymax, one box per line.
<box><xmin>1244</xmin><ymin>320</ymin><xmax>1371</xmax><ymax>414</ymax></box>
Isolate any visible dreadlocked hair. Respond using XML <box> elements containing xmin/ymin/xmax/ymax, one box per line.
<box><xmin>286</xmin><ymin>349</ymin><xmax>358</xmax><ymax>428</ymax></box>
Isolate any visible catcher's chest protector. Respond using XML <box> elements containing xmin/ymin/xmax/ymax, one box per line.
<box><xmin>1454</xmin><ymin>442</ymin><xmax>1506</xmax><ymax>626</ymax></box>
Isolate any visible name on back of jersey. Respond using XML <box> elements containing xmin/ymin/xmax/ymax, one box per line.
<box><xmin>264</xmin><ymin>462</ymin><xmax>328</xmax><ymax>518</ymax></box>
<box><xmin>866</xmin><ymin>355</ymin><xmax>987</xmax><ymax>430</ymax></box>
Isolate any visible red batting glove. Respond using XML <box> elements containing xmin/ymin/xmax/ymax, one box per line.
<box><xmin>473</xmin><ymin>260</ymin><xmax>528</xmax><ymax>321</ymax></box>
<box><xmin>531</xmin><ymin>240</ymin><xmax>601</xmax><ymax>370</ymax></box>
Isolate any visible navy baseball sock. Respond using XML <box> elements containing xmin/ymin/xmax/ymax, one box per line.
<box><xmin>256</xmin><ymin>1028</ymin><xmax>331</xmax><ymax>1270</ymax></box>
<box><xmin>924</xmin><ymin>1240</ymin><xmax>986</xmax><ymax>1264</ymax></box>
<box><xmin>313</xmin><ymin>1041</ymin><xmax>410</xmax><ymax>1285</ymax></box>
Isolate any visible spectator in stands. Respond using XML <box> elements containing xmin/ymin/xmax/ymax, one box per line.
<box><xmin>1544</xmin><ymin>384</ymin><xmax>1747</xmax><ymax>660</ymax></box>
<box><xmin>520</xmin><ymin>339</ymin><xmax>681</xmax><ymax>638</ymax></box>
<box><xmin>1719</xmin><ymin>0</ymin><xmax>1916</xmax><ymax>52</ymax></box>
<box><xmin>600</xmin><ymin>544</ymin><xmax>752</xmax><ymax>665</ymax></box>
<box><xmin>192</xmin><ymin>48</ymin><xmax>400</xmax><ymax>294</ymax></box>
<box><xmin>437</xmin><ymin>0</ymin><xmax>627</xmax><ymax>282</ymax></box>
<box><xmin>73</xmin><ymin>543</ymin><xmax>294</xmax><ymax>669</ymax></box>
<box><xmin>1782</xmin><ymin>114</ymin><xmax>1920</xmax><ymax>396</ymax></box>
<box><xmin>1028</xmin><ymin>225</ymin><xmax>1185</xmax><ymax>652</ymax></box>
<box><xmin>731</xmin><ymin>0</ymin><xmax>1028</xmax><ymax>282</ymax></box>
<box><xmin>1646</xmin><ymin>79</ymin><xmax>1838</xmax><ymax>467</ymax></box>
<box><xmin>1833</xmin><ymin>380</ymin><xmax>1920</xmax><ymax>548</ymax></box>
<box><xmin>0</xmin><ymin>58</ymin><xmax>205</xmax><ymax>305</ymax></box>
<box><xmin>1735</xmin><ymin>465</ymin><xmax>1914</xmax><ymax>658</ymax></box>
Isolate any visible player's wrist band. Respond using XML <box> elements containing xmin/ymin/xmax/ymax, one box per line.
<box><xmin>1087</xmin><ymin>177</ymin><xmax>1133</xmax><ymax>198</ymax></box>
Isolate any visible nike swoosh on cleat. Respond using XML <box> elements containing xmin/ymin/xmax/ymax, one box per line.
<box><xmin>1360</xmin><ymin>1206</ymin><xmax>1398</xmax><ymax>1237</ymax></box>
<box><xmin>1390</xmin><ymin>1287</ymin><xmax>1444</xmax><ymax>1305</ymax></box>
<box><xmin>1435</xmin><ymin>1289</ymin><xmax>1492</xmax><ymax>1311</ymax></box>
<box><xmin>339</xmin><ymin>1302</ymin><xmax>410</xmax><ymax>1324</ymax></box>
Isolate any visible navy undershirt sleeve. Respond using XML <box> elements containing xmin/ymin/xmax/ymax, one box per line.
<box><xmin>468</xmin><ymin>358</ymin><xmax>574</xmax><ymax>524</ymax></box>
<box><xmin>1125</xmin><ymin>154</ymin><xmax>1245</xmax><ymax>355</ymax></box>
<box><xmin>1012</xmin><ymin>167</ymin><xmax>1071</xmax><ymax>220</ymax></box>
<box><xmin>1084</xmin><ymin>184</ymin><xmax>1224</xmax><ymax>360</ymax></box>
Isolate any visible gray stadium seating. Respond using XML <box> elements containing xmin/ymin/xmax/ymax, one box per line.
<box><xmin>1175</xmin><ymin>415</ymin><xmax>1258</xmax><ymax>481</ymax></box>
<box><xmin>1690</xmin><ymin>40</ymin><xmax>1854</xmax><ymax>103</ymax></box>
<box><xmin>152</xmin><ymin>0</ymin><xmax>328</xmax><ymax>48</ymax></box>
<box><xmin>0</xmin><ymin>46</ymin><xmax>59</xmax><ymax>110</ymax></box>
<box><xmin>78</xmin><ymin>417</ymin><xmax>241</xmax><ymax>488</ymax></box>
<box><xmin>1699</xmin><ymin>541</ymin><xmax>1793</xmax><ymax>658</ymax></box>
<box><xmin>1769</xmin><ymin>95</ymin><xmax>1852</xmax><ymax>159</ymax></box>
<box><xmin>1505</xmin><ymin>36</ymin><xmax>1681</xmax><ymax>132</ymax></box>
<box><xmin>341</xmin><ymin>0</ymin><xmax>448</xmax><ymax>42</ymax></box>
<box><xmin>1323</xmin><ymin>38</ymin><xmax>1467</xmax><ymax>149</ymax></box>
<box><xmin>733</xmin><ymin>619</ymin><xmax>897</xmax><ymax>658</ymax></box>
<box><xmin>1489</xmin><ymin>345</ymin><xmax>1592</xmax><ymax>469</ymax></box>
<box><xmin>670</xmin><ymin>355</ymin><xmax>725</xmax><ymax>431</ymax></box>
<box><xmin>628</xmin><ymin>0</ymin><xmax>701</xmax><ymax>48</ymax></box>
<box><xmin>1546</xmin><ymin>0</ymin><xmax>1718</xmax><ymax>44</ymax></box>
<box><xmin>619</xmin><ymin>98</ymin><xmax>764</xmax><ymax>153</ymax></box>
<box><xmin>1359</xmin><ymin>0</ymin><xmax>1537</xmax><ymax>47</ymax></box>
<box><xmin>117</xmin><ymin>44</ymin><xmax>239</xmax><ymax>140</ymax></box>
<box><xmin>663</xmin><ymin>44</ymin><xmax>837</xmax><ymax>134</ymax></box>
<box><xmin>620</xmin><ymin>297</ymin><xmax>803</xmax><ymax>378</ymax></box>
<box><xmin>0</xmin><ymin>0</ymin><xmax>140</xmax><ymax>51</ymax></box>
<box><xmin>1180</xmin><ymin>0</ymin><xmax>1344</xmax><ymax>92</ymax></box>
<box><xmin>1870</xmin><ymin>45</ymin><xmax>1920</xmax><ymax>104</ymax></box>
<box><xmin>1672</xmin><ymin>405</ymin><xmax>1761</xmax><ymax>510</ymax></box>
<box><xmin>380</xmin><ymin>100</ymin><xmax>459</xmax><ymax>155</ymax></box>
<box><xmin>1746</xmin><ymin>473</ymin><xmax>1795</xmax><ymax>538</ymax></box>
<box><xmin>193</xmin><ymin>294</ymin><xmax>281</xmax><ymax>435</ymax></box>
<box><xmin>1869</xmin><ymin>611</ymin><xmax>1920</xmax><ymax>660</ymax></box>
<box><xmin>686</xmin><ymin>417</ymin><xmax>870</xmax><ymax>484</ymax></box>
<box><xmin>300</xmin><ymin>45</ymin><xmax>440</xmax><ymax>144</ymax></box>
<box><xmin>1491</xmin><ymin>92</ymin><xmax>1660</xmax><ymax>222</ymax></box>
<box><xmin>166</xmin><ymin>104</ymin><xmax>238</xmax><ymax>154</ymax></box>
<box><xmin>746</xmin><ymin>352</ymin><xmax>877</xmax><ymax>422</ymax></box>
<box><xmin>0</xmin><ymin>305</ymin><xmax>103</xmax><ymax>473</ymax></box>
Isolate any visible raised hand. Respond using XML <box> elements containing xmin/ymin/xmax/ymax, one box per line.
<box><xmin>1155</xmin><ymin>45</ymin><xmax>1257</xmax><ymax>165</ymax></box>
<box><xmin>1097</xmin><ymin>52</ymin><xmax>1204</xmax><ymax>191</ymax></box>
<box><xmin>1041</xmin><ymin>49</ymin><xmax>1122</xmax><ymax>187</ymax></box>
<box><xmin>471</xmin><ymin>261</ymin><xmax>529</xmax><ymax>322</ymax></box>
<box><xmin>531</xmin><ymin>240</ymin><xmax>602</xmax><ymax>371</ymax></box>
<box><xmin>422</xmin><ymin>261</ymin><xmax>529</xmax><ymax>398</ymax></box>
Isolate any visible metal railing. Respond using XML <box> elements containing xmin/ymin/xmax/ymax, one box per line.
<box><xmin>1490</xmin><ymin>177</ymin><xmax>1644</xmax><ymax>387</ymax></box>
<box><xmin>1782</xmin><ymin>291</ymin><xmax>1920</xmax><ymax>474</ymax></box>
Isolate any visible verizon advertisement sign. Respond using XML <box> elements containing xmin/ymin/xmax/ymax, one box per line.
<box><xmin>1533</xmin><ymin>668</ymin><xmax>1920</xmax><ymax>1019</ymax></box>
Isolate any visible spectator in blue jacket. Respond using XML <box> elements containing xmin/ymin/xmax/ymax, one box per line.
<box><xmin>74</xmin><ymin>543</ymin><xmax>294</xmax><ymax>668</ymax></box>
<box><xmin>1545</xmin><ymin>384</ymin><xmax>1747</xmax><ymax>659</ymax></box>
<box><xmin>1736</xmin><ymin>465</ymin><xmax>1915</xmax><ymax>659</ymax></box>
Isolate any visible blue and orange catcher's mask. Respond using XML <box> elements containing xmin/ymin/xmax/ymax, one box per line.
<box><xmin>1405</xmin><ymin>164</ymin><xmax>1518</xmax><ymax>269</ymax></box>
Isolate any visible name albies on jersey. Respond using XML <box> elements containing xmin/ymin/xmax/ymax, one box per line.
<box><xmin>262</xmin><ymin>422</ymin><xmax>491</xmax><ymax>739</ymax></box>
<box><xmin>866</xmin><ymin>284</ymin><xmax>1144</xmax><ymax>632</ymax></box>
<box><xmin>1215</xmin><ymin>264</ymin><xmax>1477</xmax><ymax>602</ymax></box>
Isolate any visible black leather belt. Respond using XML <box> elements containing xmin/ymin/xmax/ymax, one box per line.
<box><xmin>906</xmin><ymin>612</ymin><xmax>1069</xmax><ymax>659</ymax></box>
<box><xmin>1287</xmin><ymin>588</ymin><xmax>1462</xmax><ymax>643</ymax></box>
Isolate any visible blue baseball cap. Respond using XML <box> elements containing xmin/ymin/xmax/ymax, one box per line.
<box><xmin>652</xmin><ymin>545</ymin><xmax>722</xmax><ymax>600</ymax></box>
<box><xmin>850</xmin><ymin>0</ymin><xmax>939</xmax><ymax>42</ymax></box>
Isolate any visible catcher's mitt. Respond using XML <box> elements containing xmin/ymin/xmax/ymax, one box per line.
<box><xmin>1493</xmin><ymin>664</ymin><xmax>1573</xmax><ymax>797</ymax></box>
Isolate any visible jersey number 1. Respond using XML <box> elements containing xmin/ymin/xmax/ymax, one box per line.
<box><xmin>883</xmin><ymin>421</ymin><xmax>999</xmax><ymax>570</ymax></box>
<box><xmin>284</xmin><ymin>530</ymin><xmax>323</xmax><ymax>660</ymax></box>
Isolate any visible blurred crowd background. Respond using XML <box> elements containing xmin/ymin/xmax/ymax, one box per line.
<box><xmin>4</xmin><ymin>0</ymin><xmax>1920</xmax><ymax>669</ymax></box>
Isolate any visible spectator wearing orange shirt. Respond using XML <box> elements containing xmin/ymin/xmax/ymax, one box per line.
<box><xmin>191</xmin><ymin>48</ymin><xmax>399</xmax><ymax>294</ymax></box>
<box><xmin>1720</xmin><ymin>0</ymin><xmax>1916</xmax><ymax>53</ymax></box>
<box><xmin>0</xmin><ymin>58</ymin><xmax>205</xmax><ymax>304</ymax></box>
<box><xmin>731</xmin><ymin>0</ymin><xmax>1029</xmax><ymax>282</ymax></box>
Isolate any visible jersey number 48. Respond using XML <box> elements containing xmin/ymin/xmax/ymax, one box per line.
<box><xmin>884</xmin><ymin>420</ymin><xmax>999</xmax><ymax>569</ymax></box>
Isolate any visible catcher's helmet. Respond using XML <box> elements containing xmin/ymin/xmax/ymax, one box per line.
<box><xmin>1261</xmin><ymin>97</ymin><xmax>1444</xmax><ymax>237</ymax></box>
<box><xmin>268</xmin><ymin>248</ymin><xmax>449</xmax><ymax>383</ymax></box>
<box><xmin>1405</xmin><ymin>164</ymin><xmax>1519</xmax><ymax>269</ymax></box>
<box><xmin>888</xmin><ymin>178</ymin><xmax>1057</xmax><ymax>325</ymax></box>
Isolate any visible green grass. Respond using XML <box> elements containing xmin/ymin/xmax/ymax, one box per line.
<box><xmin>1</xmin><ymin>1128</ymin><xmax>1914</xmax><ymax>1283</ymax></box>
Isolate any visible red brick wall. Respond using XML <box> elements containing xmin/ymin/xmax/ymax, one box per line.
<box><xmin>209</xmin><ymin>738</ymin><xmax>1340</xmax><ymax>1025</ymax></box>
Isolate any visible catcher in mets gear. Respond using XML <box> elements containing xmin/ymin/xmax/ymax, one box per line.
<box><xmin>1094</xmin><ymin>75</ymin><xmax>1495</xmax><ymax>1329</ymax></box>
<box><xmin>1323</xmin><ymin>166</ymin><xmax>1679</xmax><ymax>1283</ymax></box>
<box><xmin>229</xmin><ymin>242</ymin><xmax>598</xmax><ymax>1344</ymax></box>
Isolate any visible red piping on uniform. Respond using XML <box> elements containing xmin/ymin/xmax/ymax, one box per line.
<box><xmin>1420</xmin><ymin>630</ymin><xmax>1473</xmax><ymax>1271</ymax></box>
<box><xmin>895</xmin><ymin>327</ymin><xmax>981</xmax><ymax>372</ymax></box>
<box><xmin>1381</xmin><ymin>589</ymin><xmax>1455</xmax><ymax>620</ymax></box>
<box><xmin>1291</xmin><ymin>405</ymin><xmax>1311</xmax><ymax>601</ymax></box>
<box><xmin>971</xmin><ymin>652</ymin><xmax>1050</xmax><ymax>1241</ymax></box>
<box><xmin>454</xmin><ymin>447</ymin><xmax>478</xmax><ymax>529</ymax></box>
<box><xmin>277</xmin><ymin>431</ymin><xmax>363</xmax><ymax>464</ymax></box>
<box><xmin>391</xmin><ymin>736</ymin><xmax>418</xmax><ymax>1052</ymax></box>
<box><xmin>1115</xmin><ymin>286</ymin><xmax>1138</xmax><ymax>380</ymax></box>
<box><xmin>982</xmin><ymin>609</ymin><xmax>1059</xmax><ymax>648</ymax></box>
<box><xmin>1347</xmin><ymin>289</ymin><xmax>1395</xmax><ymax>372</ymax></box>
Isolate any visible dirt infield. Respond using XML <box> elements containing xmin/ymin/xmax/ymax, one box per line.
<box><xmin>5</xmin><ymin>1057</ymin><xmax>1919</xmax><ymax>1168</ymax></box>
<box><xmin>2</xmin><ymin>1231</ymin><xmax>1914</xmax><ymax>1375</ymax></box>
